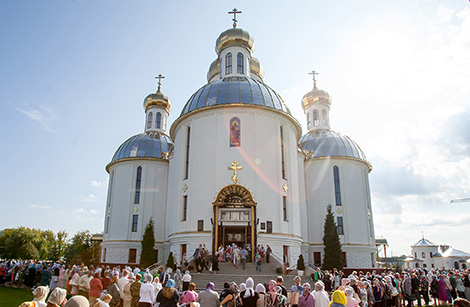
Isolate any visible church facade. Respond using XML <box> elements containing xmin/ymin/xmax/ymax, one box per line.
<box><xmin>101</xmin><ymin>22</ymin><xmax>376</xmax><ymax>269</ymax></box>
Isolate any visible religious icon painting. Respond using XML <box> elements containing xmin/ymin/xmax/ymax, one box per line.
<box><xmin>230</xmin><ymin>117</ymin><xmax>241</xmax><ymax>147</ymax></box>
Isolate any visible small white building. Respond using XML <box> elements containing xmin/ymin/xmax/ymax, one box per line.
<box><xmin>404</xmin><ymin>237</ymin><xmax>470</xmax><ymax>270</ymax></box>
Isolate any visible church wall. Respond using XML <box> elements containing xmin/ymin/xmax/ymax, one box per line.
<box><xmin>168</xmin><ymin>106</ymin><xmax>303</xmax><ymax>263</ymax></box>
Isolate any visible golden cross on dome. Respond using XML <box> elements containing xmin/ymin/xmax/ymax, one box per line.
<box><xmin>155</xmin><ymin>74</ymin><xmax>165</xmax><ymax>92</ymax></box>
<box><xmin>228</xmin><ymin>161</ymin><xmax>243</xmax><ymax>184</ymax></box>
<box><xmin>228</xmin><ymin>8</ymin><xmax>242</xmax><ymax>28</ymax></box>
<box><xmin>309</xmin><ymin>70</ymin><xmax>319</xmax><ymax>89</ymax></box>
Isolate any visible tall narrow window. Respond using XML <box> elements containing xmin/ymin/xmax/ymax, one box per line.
<box><xmin>237</xmin><ymin>53</ymin><xmax>244</xmax><ymax>74</ymax></box>
<box><xmin>147</xmin><ymin>112</ymin><xmax>153</xmax><ymax>129</ymax></box>
<box><xmin>337</xmin><ymin>216</ymin><xmax>344</xmax><ymax>235</ymax></box>
<box><xmin>280</xmin><ymin>127</ymin><xmax>286</xmax><ymax>179</ymax></box>
<box><xmin>225</xmin><ymin>53</ymin><xmax>232</xmax><ymax>74</ymax></box>
<box><xmin>266</xmin><ymin>221</ymin><xmax>273</xmax><ymax>233</ymax></box>
<box><xmin>342</xmin><ymin>252</ymin><xmax>347</xmax><ymax>267</ymax></box>
<box><xmin>132</xmin><ymin>214</ymin><xmax>138</xmax><ymax>232</ymax></box>
<box><xmin>229</xmin><ymin>117</ymin><xmax>241</xmax><ymax>147</ymax></box>
<box><xmin>322</xmin><ymin>109</ymin><xmax>327</xmax><ymax>125</ymax></box>
<box><xmin>283</xmin><ymin>196</ymin><xmax>288</xmax><ymax>221</ymax></box>
<box><xmin>333</xmin><ymin>166</ymin><xmax>342</xmax><ymax>206</ymax></box>
<box><xmin>184</xmin><ymin>127</ymin><xmax>191</xmax><ymax>179</ymax></box>
<box><xmin>313</xmin><ymin>110</ymin><xmax>319</xmax><ymax>127</ymax></box>
<box><xmin>134</xmin><ymin>166</ymin><xmax>142</xmax><ymax>204</ymax></box>
<box><xmin>162</xmin><ymin>115</ymin><xmax>167</xmax><ymax>130</ymax></box>
<box><xmin>197</xmin><ymin>220</ymin><xmax>204</xmax><ymax>231</ymax></box>
<box><xmin>105</xmin><ymin>216</ymin><xmax>110</xmax><ymax>233</ymax></box>
<box><xmin>182</xmin><ymin>196</ymin><xmax>188</xmax><ymax>221</ymax></box>
<box><xmin>307</xmin><ymin>113</ymin><xmax>311</xmax><ymax>129</ymax></box>
<box><xmin>156</xmin><ymin>112</ymin><xmax>161</xmax><ymax>129</ymax></box>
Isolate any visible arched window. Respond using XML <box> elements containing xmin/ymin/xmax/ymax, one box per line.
<box><xmin>415</xmin><ymin>252</ymin><xmax>417</xmax><ymax>258</ymax></box>
<box><xmin>333</xmin><ymin>166</ymin><xmax>342</xmax><ymax>206</ymax></box>
<box><xmin>422</xmin><ymin>252</ymin><xmax>426</xmax><ymax>258</ymax></box>
<box><xmin>156</xmin><ymin>112</ymin><xmax>161</xmax><ymax>129</ymax></box>
<box><xmin>237</xmin><ymin>53</ymin><xmax>244</xmax><ymax>74</ymax></box>
<box><xmin>229</xmin><ymin>117</ymin><xmax>241</xmax><ymax>147</ymax></box>
<box><xmin>184</xmin><ymin>127</ymin><xmax>191</xmax><ymax>179</ymax></box>
<box><xmin>454</xmin><ymin>262</ymin><xmax>459</xmax><ymax>269</ymax></box>
<box><xmin>134</xmin><ymin>166</ymin><xmax>142</xmax><ymax>204</ymax></box>
<box><xmin>225</xmin><ymin>53</ymin><xmax>232</xmax><ymax>74</ymax></box>
<box><xmin>307</xmin><ymin>113</ymin><xmax>311</xmax><ymax>129</ymax></box>
<box><xmin>322</xmin><ymin>109</ymin><xmax>327</xmax><ymax>124</ymax></box>
<box><xmin>415</xmin><ymin>263</ymin><xmax>420</xmax><ymax>268</ymax></box>
<box><xmin>147</xmin><ymin>112</ymin><xmax>153</xmax><ymax>129</ymax></box>
<box><xmin>280</xmin><ymin>126</ymin><xmax>286</xmax><ymax>179</ymax></box>
<box><xmin>162</xmin><ymin>115</ymin><xmax>167</xmax><ymax>130</ymax></box>
<box><xmin>313</xmin><ymin>110</ymin><xmax>319</xmax><ymax>127</ymax></box>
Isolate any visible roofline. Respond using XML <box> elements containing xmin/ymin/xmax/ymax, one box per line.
<box><xmin>302</xmin><ymin>154</ymin><xmax>372</xmax><ymax>172</ymax></box>
<box><xmin>106</xmin><ymin>157</ymin><xmax>169</xmax><ymax>173</ymax></box>
<box><xmin>169</xmin><ymin>104</ymin><xmax>303</xmax><ymax>141</ymax></box>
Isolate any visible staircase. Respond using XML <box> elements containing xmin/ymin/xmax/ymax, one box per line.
<box><xmin>186</xmin><ymin>261</ymin><xmax>303</xmax><ymax>292</ymax></box>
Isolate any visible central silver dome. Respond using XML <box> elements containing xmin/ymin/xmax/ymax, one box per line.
<box><xmin>180</xmin><ymin>76</ymin><xmax>290</xmax><ymax>116</ymax></box>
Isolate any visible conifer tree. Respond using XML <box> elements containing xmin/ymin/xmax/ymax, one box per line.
<box><xmin>140</xmin><ymin>218</ymin><xmax>156</xmax><ymax>268</ymax></box>
<box><xmin>322</xmin><ymin>204</ymin><xmax>344</xmax><ymax>270</ymax></box>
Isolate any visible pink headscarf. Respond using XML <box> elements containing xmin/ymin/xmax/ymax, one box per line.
<box><xmin>268</xmin><ymin>280</ymin><xmax>278</xmax><ymax>295</ymax></box>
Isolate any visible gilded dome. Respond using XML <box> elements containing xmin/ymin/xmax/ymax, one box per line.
<box><xmin>180</xmin><ymin>76</ymin><xmax>290</xmax><ymax>116</ymax></box>
<box><xmin>250</xmin><ymin>57</ymin><xmax>264</xmax><ymax>80</ymax></box>
<box><xmin>143</xmin><ymin>90</ymin><xmax>172</xmax><ymax>112</ymax></box>
<box><xmin>301</xmin><ymin>87</ymin><xmax>331</xmax><ymax>110</ymax></box>
<box><xmin>215</xmin><ymin>28</ymin><xmax>254</xmax><ymax>53</ymax></box>
<box><xmin>207</xmin><ymin>59</ymin><xmax>221</xmax><ymax>82</ymax></box>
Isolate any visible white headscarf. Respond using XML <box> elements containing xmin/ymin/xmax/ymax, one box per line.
<box><xmin>47</xmin><ymin>288</ymin><xmax>67</xmax><ymax>305</ymax></box>
<box><xmin>244</xmin><ymin>277</ymin><xmax>255</xmax><ymax>298</ymax></box>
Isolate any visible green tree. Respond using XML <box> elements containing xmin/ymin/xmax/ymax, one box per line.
<box><xmin>166</xmin><ymin>252</ymin><xmax>176</xmax><ymax>270</ymax></box>
<box><xmin>297</xmin><ymin>254</ymin><xmax>306</xmax><ymax>270</ymax></box>
<box><xmin>322</xmin><ymin>205</ymin><xmax>344</xmax><ymax>270</ymax></box>
<box><xmin>64</xmin><ymin>230</ymin><xmax>92</xmax><ymax>265</ymax></box>
<box><xmin>49</xmin><ymin>231</ymin><xmax>69</xmax><ymax>261</ymax></box>
<box><xmin>140</xmin><ymin>218</ymin><xmax>156</xmax><ymax>268</ymax></box>
<box><xmin>1</xmin><ymin>227</ymin><xmax>50</xmax><ymax>260</ymax></box>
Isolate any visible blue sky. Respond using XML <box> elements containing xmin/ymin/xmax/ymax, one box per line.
<box><xmin>1</xmin><ymin>0</ymin><xmax>469</xmax><ymax>256</ymax></box>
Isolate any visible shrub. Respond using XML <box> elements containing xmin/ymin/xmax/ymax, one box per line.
<box><xmin>276</xmin><ymin>267</ymin><xmax>283</xmax><ymax>274</ymax></box>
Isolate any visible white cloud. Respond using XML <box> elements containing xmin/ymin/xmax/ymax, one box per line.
<box><xmin>89</xmin><ymin>209</ymin><xmax>99</xmax><ymax>215</ymax></box>
<box><xmin>82</xmin><ymin>194</ymin><xmax>96</xmax><ymax>203</ymax></box>
<box><xmin>29</xmin><ymin>204</ymin><xmax>53</xmax><ymax>209</ymax></box>
<box><xmin>75</xmin><ymin>208</ymin><xmax>86</xmax><ymax>213</ymax></box>
<box><xmin>91</xmin><ymin>179</ymin><xmax>108</xmax><ymax>188</ymax></box>
<box><xmin>15</xmin><ymin>103</ymin><xmax>57</xmax><ymax>132</ymax></box>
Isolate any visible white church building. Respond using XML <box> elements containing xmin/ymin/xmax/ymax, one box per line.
<box><xmin>101</xmin><ymin>18</ymin><xmax>377</xmax><ymax>269</ymax></box>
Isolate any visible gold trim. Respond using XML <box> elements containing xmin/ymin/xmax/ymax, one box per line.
<box><xmin>306</xmin><ymin>243</ymin><xmax>376</xmax><ymax>247</ymax></box>
<box><xmin>170</xmin><ymin>104</ymin><xmax>302</xmax><ymax>141</ymax></box>
<box><xmin>303</xmin><ymin>155</ymin><xmax>372</xmax><ymax>172</ymax></box>
<box><xmin>259</xmin><ymin>232</ymin><xmax>303</xmax><ymax>239</ymax></box>
<box><xmin>212</xmin><ymin>184</ymin><xmax>257</xmax><ymax>207</ymax></box>
<box><xmin>168</xmin><ymin>231</ymin><xmax>212</xmax><ymax>237</ymax></box>
<box><xmin>106</xmin><ymin>157</ymin><xmax>169</xmax><ymax>173</ymax></box>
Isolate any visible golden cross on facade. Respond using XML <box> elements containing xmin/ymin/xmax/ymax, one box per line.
<box><xmin>282</xmin><ymin>184</ymin><xmax>288</xmax><ymax>192</ymax></box>
<box><xmin>309</xmin><ymin>70</ymin><xmax>319</xmax><ymax>89</ymax></box>
<box><xmin>228</xmin><ymin>8</ymin><xmax>242</xmax><ymax>28</ymax></box>
<box><xmin>228</xmin><ymin>161</ymin><xmax>243</xmax><ymax>184</ymax></box>
<box><xmin>133</xmin><ymin>206</ymin><xmax>139</xmax><ymax>213</ymax></box>
<box><xmin>155</xmin><ymin>74</ymin><xmax>165</xmax><ymax>92</ymax></box>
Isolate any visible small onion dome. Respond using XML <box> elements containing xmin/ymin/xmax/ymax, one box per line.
<box><xmin>181</xmin><ymin>76</ymin><xmax>290</xmax><ymax>116</ymax></box>
<box><xmin>298</xmin><ymin>130</ymin><xmax>371</xmax><ymax>169</ymax></box>
<box><xmin>301</xmin><ymin>87</ymin><xmax>331</xmax><ymax>110</ymax></box>
<box><xmin>207</xmin><ymin>58</ymin><xmax>220</xmax><ymax>82</ymax></box>
<box><xmin>107</xmin><ymin>131</ymin><xmax>174</xmax><ymax>171</ymax></box>
<box><xmin>215</xmin><ymin>28</ymin><xmax>254</xmax><ymax>53</ymax></box>
<box><xmin>143</xmin><ymin>90</ymin><xmax>172</xmax><ymax>112</ymax></box>
<box><xmin>250</xmin><ymin>57</ymin><xmax>264</xmax><ymax>80</ymax></box>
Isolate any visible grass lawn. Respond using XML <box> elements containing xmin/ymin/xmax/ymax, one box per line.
<box><xmin>0</xmin><ymin>287</ymin><xmax>33</xmax><ymax>307</ymax></box>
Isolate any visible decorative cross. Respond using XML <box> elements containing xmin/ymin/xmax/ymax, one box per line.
<box><xmin>183</xmin><ymin>184</ymin><xmax>188</xmax><ymax>192</ymax></box>
<box><xmin>309</xmin><ymin>70</ymin><xmax>319</xmax><ymax>89</ymax></box>
<box><xmin>228</xmin><ymin>8</ymin><xmax>242</xmax><ymax>28</ymax></box>
<box><xmin>228</xmin><ymin>161</ymin><xmax>243</xmax><ymax>184</ymax></box>
<box><xmin>155</xmin><ymin>74</ymin><xmax>165</xmax><ymax>92</ymax></box>
<box><xmin>133</xmin><ymin>206</ymin><xmax>139</xmax><ymax>213</ymax></box>
<box><xmin>282</xmin><ymin>184</ymin><xmax>289</xmax><ymax>192</ymax></box>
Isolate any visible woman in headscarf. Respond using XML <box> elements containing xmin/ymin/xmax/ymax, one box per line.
<box><xmin>156</xmin><ymin>279</ymin><xmax>180</xmax><ymax>307</ymax></box>
<box><xmin>46</xmin><ymin>287</ymin><xmax>67</xmax><ymax>307</ymax></box>
<box><xmin>88</xmin><ymin>271</ymin><xmax>103</xmax><ymax>303</ymax></box>
<box><xmin>107</xmin><ymin>275</ymin><xmax>121</xmax><ymax>307</ymax></box>
<box><xmin>345</xmin><ymin>286</ymin><xmax>359</xmax><ymax>307</ymax></box>
<box><xmin>174</xmin><ymin>269</ymin><xmax>182</xmax><ymax>291</ymax></box>
<box><xmin>438</xmin><ymin>273</ymin><xmax>449</xmax><ymax>305</ymax></box>
<box><xmin>240</xmin><ymin>277</ymin><xmax>259</xmax><ymax>307</ymax></box>
<box><xmin>139</xmin><ymin>272</ymin><xmax>155</xmax><ymax>307</ymax></box>
<box><xmin>298</xmin><ymin>282</ymin><xmax>315</xmax><ymax>307</ymax></box>
<box><xmin>313</xmin><ymin>281</ymin><xmax>330</xmax><ymax>307</ymax></box>
<box><xmin>58</xmin><ymin>265</ymin><xmax>66</xmax><ymax>289</ymax></box>
<box><xmin>182</xmin><ymin>270</ymin><xmax>192</xmax><ymax>291</ymax></box>
<box><xmin>256</xmin><ymin>283</ymin><xmax>267</xmax><ymax>307</ymax></box>
<box><xmin>179</xmin><ymin>282</ymin><xmax>199</xmax><ymax>306</ymax></box>
<box><xmin>31</xmin><ymin>285</ymin><xmax>50</xmax><ymax>307</ymax></box>
<box><xmin>329</xmin><ymin>290</ymin><xmax>347</xmax><ymax>307</ymax></box>
<box><xmin>63</xmin><ymin>295</ymin><xmax>89</xmax><ymax>307</ymax></box>
<box><xmin>198</xmin><ymin>282</ymin><xmax>220</xmax><ymax>307</ymax></box>
<box><xmin>372</xmin><ymin>278</ymin><xmax>383</xmax><ymax>307</ymax></box>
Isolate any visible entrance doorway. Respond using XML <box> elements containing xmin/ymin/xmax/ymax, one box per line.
<box><xmin>213</xmin><ymin>184</ymin><xmax>257</xmax><ymax>262</ymax></box>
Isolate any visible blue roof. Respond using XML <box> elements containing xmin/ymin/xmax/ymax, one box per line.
<box><xmin>110</xmin><ymin>132</ymin><xmax>174</xmax><ymax>163</ymax></box>
<box><xmin>298</xmin><ymin>130</ymin><xmax>368</xmax><ymax>162</ymax></box>
<box><xmin>180</xmin><ymin>76</ymin><xmax>290</xmax><ymax>116</ymax></box>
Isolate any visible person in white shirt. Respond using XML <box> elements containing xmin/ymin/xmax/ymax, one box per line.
<box><xmin>139</xmin><ymin>272</ymin><xmax>155</xmax><ymax>307</ymax></box>
<box><xmin>118</xmin><ymin>269</ymin><xmax>130</xmax><ymax>292</ymax></box>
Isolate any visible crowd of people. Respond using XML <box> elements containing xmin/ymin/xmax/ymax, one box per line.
<box><xmin>2</xmin><ymin>258</ymin><xmax>470</xmax><ymax>307</ymax></box>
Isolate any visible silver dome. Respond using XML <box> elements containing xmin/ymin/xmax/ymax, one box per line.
<box><xmin>298</xmin><ymin>130</ymin><xmax>369</xmax><ymax>163</ymax></box>
<box><xmin>180</xmin><ymin>76</ymin><xmax>290</xmax><ymax>116</ymax></box>
<box><xmin>110</xmin><ymin>132</ymin><xmax>174</xmax><ymax>164</ymax></box>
